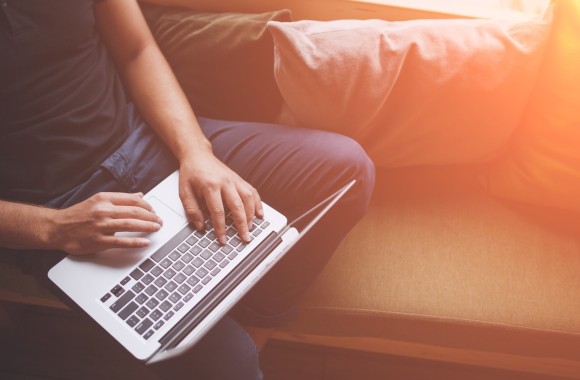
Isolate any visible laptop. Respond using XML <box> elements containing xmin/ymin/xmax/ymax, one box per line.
<box><xmin>48</xmin><ymin>170</ymin><xmax>354</xmax><ymax>364</ymax></box>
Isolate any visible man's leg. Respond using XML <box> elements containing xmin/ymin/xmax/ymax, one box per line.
<box><xmin>198</xmin><ymin>118</ymin><xmax>376</xmax><ymax>327</ymax></box>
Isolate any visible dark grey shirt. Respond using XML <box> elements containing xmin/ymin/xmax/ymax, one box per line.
<box><xmin>0</xmin><ymin>0</ymin><xmax>128</xmax><ymax>204</ymax></box>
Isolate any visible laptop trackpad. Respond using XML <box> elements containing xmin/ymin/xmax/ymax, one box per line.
<box><xmin>148</xmin><ymin>196</ymin><xmax>188</xmax><ymax>232</ymax></box>
<box><xmin>87</xmin><ymin>196</ymin><xmax>188</xmax><ymax>268</ymax></box>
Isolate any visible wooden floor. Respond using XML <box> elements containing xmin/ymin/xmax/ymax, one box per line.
<box><xmin>0</xmin><ymin>302</ymin><xmax>572</xmax><ymax>380</ymax></box>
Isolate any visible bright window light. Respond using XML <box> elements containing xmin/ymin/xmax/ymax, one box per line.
<box><xmin>451</xmin><ymin>0</ymin><xmax>551</xmax><ymax>15</ymax></box>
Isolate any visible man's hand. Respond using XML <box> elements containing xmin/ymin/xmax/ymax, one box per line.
<box><xmin>48</xmin><ymin>192</ymin><xmax>163</xmax><ymax>255</ymax></box>
<box><xmin>178</xmin><ymin>147</ymin><xmax>263</xmax><ymax>245</ymax></box>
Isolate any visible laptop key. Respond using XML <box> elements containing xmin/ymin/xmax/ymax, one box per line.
<box><xmin>191</xmin><ymin>257</ymin><xmax>203</xmax><ymax>268</ymax></box>
<box><xmin>154</xmin><ymin>276</ymin><xmax>168</xmax><ymax>288</ymax></box>
<box><xmin>135</xmin><ymin>293</ymin><xmax>148</xmax><ymax>305</ymax></box>
<box><xmin>160</xmin><ymin>258</ymin><xmax>172</xmax><ymax>269</ymax></box>
<box><xmin>131</xmin><ymin>282</ymin><xmax>145</xmax><ymax>294</ymax></box>
<box><xmin>192</xmin><ymin>284</ymin><xmax>203</xmax><ymax>293</ymax></box>
<box><xmin>159</xmin><ymin>301</ymin><xmax>172</xmax><ymax>312</ymax></box>
<box><xmin>150</xmin><ymin>309</ymin><xmax>163</xmax><ymax>321</ymax></box>
<box><xmin>183</xmin><ymin>265</ymin><xmax>195</xmax><ymax>276</ymax></box>
<box><xmin>178</xmin><ymin>284</ymin><xmax>191</xmax><ymax>295</ymax></box>
<box><xmin>163</xmin><ymin>311</ymin><xmax>175</xmax><ymax>321</ymax></box>
<box><xmin>143</xmin><ymin>330</ymin><xmax>155</xmax><ymax>340</ymax></box>
<box><xmin>204</xmin><ymin>260</ymin><xmax>217</xmax><ymax>270</ymax></box>
<box><xmin>118</xmin><ymin>301</ymin><xmax>138</xmax><ymax>320</ymax></box>
<box><xmin>111</xmin><ymin>285</ymin><xmax>124</xmax><ymax>297</ymax></box>
<box><xmin>130</xmin><ymin>268</ymin><xmax>144</xmax><ymax>280</ymax></box>
<box><xmin>100</xmin><ymin>293</ymin><xmax>111</xmax><ymax>303</ymax></box>
<box><xmin>144</xmin><ymin>284</ymin><xmax>158</xmax><ymax>296</ymax></box>
<box><xmin>155</xmin><ymin>289</ymin><xmax>169</xmax><ymax>301</ymax></box>
<box><xmin>181</xmin><ymin>252</ymin><xmax>194</xmax><ymax>263</ymax></box>
<box><xmin>172</xmin><ymin>261</ymin><xmax>185</xmax><ymax>271</ymax></box>
<box><xmin>126</xmin><ymin>315</ymin><xmax>140</xmax><ymax>328</ymax></box>
<box><xmin>174</xmin><ymin>273</ymin><xmax>187</xmax><ymax>284</ymax></box>
<box><xmin>165</xmin><ymin>281</ymin><xmax>177</xmax><ymax>292</ymax></box>
<box><xmin>139</xmin><ymin>259</ymin><xmax>155</xmax><ymax>272</ymax></box>
<box><xmin>150</xmin><ymin>266</ymin><xmax>164</xmax><ymax>277</ymax></box>
<box><xmin>153</xmin><ymin>320</ymin><xmax>165</xmax><ymax>330</ymax></box>
<box><xmin>195</xmin><ymin>268</ymin><xmax>209</xmax><ymax>279</ymax></box>
<box><xmin>188</xmin><ymin>246</ymin><xmax>202</xmax><ymax>256</ymax></box>
<box><xmin>121</xmin><ymin>276</ymin><xmax>131</xmax><ymax>285</ymax></box>
<box><xmin>141</xmin><ymin>274</ymin><xmax>154</xmax><ymax>285</ymax></box>
<box><xmin>169</xmin><ymin>292</ymin><xmax>182</xmax><ymax>303</ymax></box>
<box><xmin>169</xmin><ymin>250</ymin><xmax>182</xmax><ymax>261</ymax></box>
<box><xmin>176</xmin><ymin>244</ymin><xmax>189</xmax><ymax>254</ymax></box>
<box><xmin>146</xmin><ymin>298</ymin><xmax>159</xmax><ymax>310</ymax></box>
<box><xmin>163</xmin><ymin>268</ymin><xmax>176</xmax><ymax>279</ymax></box>
<box><xmin>199</xmin><ymin>238</ymin><xmax>210</xmax><ymax>248</ymax></box>
<box><xmin>135</xmin><ymin>318</ymin><xmax>153</xmax><ymax>335</ymax></box>
<box><xmin>186</xmin><ymin>276</ymin><xmax>199</xmax><ymax>287</ymax></box>
<box><xmin>173</xmin><ymin>301</ymin><xmax>184</xmax><ymax>312</ymax></box>
<box><xmin>110</xmin><ymin>290</ymin><xmax>135</xmax><ymax>313</ymax></box>
<box><xmin>186</xmin><ymin>235</ymin><xmax>198</xmax><ymax>245</ymax></box>
<box><xmin>136</xmin><ymin>306</ymin><xmax>149</xmax><ymax>319</ymax></box>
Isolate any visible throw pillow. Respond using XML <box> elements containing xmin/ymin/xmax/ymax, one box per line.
<box><xmin>267</xmin><ymin>15</ymin><xmax>551</xmax><ymax>168</ymax></box>
<box><xmin>141</xmin><ymin>5</ymin><xmax>292</xmax><ymax>123</ymax></box>
<box><xmin>486</xmin><ymin>0</ymin><xmax>580</xmax><ymax>213</ymax></box>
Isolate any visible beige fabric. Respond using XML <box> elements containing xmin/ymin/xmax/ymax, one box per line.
<box><xmin>285</xmin><ymin>166</ymin><xmax>580</xmax><ymax>348</ymax></box>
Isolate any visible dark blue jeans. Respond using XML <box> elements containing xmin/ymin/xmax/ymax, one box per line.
<box><xmin>27</xmin><ymin>105</ymin><xmax>376</xmax><ymax>379</ymax></box>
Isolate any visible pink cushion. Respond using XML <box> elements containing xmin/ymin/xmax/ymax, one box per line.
<box><xmin>268</xmin><ymin>16</ymin><xmax>550</xmax><ymax>168</ymax></box>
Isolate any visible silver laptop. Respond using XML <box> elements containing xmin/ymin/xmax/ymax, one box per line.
<box><xmin>48</xmin><ymin>170</ymin><xmax>354</xmax><ymax>364</ymax></box>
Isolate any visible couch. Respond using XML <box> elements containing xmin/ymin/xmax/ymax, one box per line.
<box><xmin>2</xmin><ymin>1</ymin><xmax>580</xmax><ymax>379</ymax></box>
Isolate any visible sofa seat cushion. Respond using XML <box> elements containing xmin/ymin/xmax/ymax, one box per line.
<box><xmin>274</xmin><ymin>166</ymin><xmax>580</xmax><ymax>377</ymax></box>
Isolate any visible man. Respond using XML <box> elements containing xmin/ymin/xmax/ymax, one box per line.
<box><xmin>0</xmin><ymin>1</ymin><xmax>375</xmax><ymax>378</ymax></box>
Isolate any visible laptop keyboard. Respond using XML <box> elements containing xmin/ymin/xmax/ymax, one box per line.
<box><xmin>100</xmin><ymin>215</ymin><xmax>270</xmax><ymax>341</ymax></box>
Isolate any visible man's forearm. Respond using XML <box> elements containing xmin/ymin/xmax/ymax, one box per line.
<box><xmin>0</xmin><ymin>200</ymin><xmax>56</xmax><ymax>251</ymax></box>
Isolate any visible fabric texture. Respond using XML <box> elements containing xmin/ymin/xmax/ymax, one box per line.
<box><xmin>267</xmin><ymin>15</ymin><xmax>551</xmax><ymax>168</ymax></box>
<box><xmin>486</xmin><ymin>0</ymin><xmax>580</xmax><ymax>213</ymax></box>
<box><xmin>141</xmin><ymin>5</ymin><xmax>291</xmax><ymax>123</ymax></box>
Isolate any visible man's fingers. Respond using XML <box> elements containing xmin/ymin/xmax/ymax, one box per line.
<box><xmin>101</xmin><ymin>219</ymin><xmax>162</xmax><ymax>234</ymax></box>
<box><xmin>203</xmin><ymin>189</ymin><xmax>228</xmax><ymax>245</ymax></box>
<box><xmin>98</xmin><ymin>192</ymin><xmax>154</xmax><ymax>212</ymax></box>
<box><xmin>179</xmin><ymin>184</ymin><xmax>205</xmax><ymax>231</ymax></box>
<box><xmin>223</xmin><ymin>185</ymin><xmax>252</xmax><ymax>243</ymax></box>
<box><xmin>107</xmin><ymin>205</ymin><xmax>161</xmax><ymax>224</ymax></box>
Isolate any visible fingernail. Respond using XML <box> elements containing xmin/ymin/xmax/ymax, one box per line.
<box><xmin>153</xmin><ymin>223</ymin><xmax>161</xmax><ymax>231</ymax></box>
<box><xmin>195</xmin><ymin>221</ymin><xmax>204</xmax><ymax>231</ymax></box>
<box><xmin>219</xmin><ymin>235</ymin><xmax>227</xmax><ymax>245</ymax></box>
<box><xmin>243</xmin><ymin>232</ymin><xmax>252</xmax><ymax>242</ymax></box>
<box><xmin>157</xmin><ymin>217</ymin><xmax>163</xmax><ymax>225</ymax></box>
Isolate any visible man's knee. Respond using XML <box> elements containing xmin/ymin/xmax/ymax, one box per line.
<box><xmin>308</xmin><ymin>132</ymin><xmax>376</xmax><ymax>216</ymax></box>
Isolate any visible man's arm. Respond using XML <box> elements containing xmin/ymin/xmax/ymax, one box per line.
<box><xmin>0</xmin><ymin>193</ymin><xmax>162</xmax><ymax>255</ymax></box>
<box><xmin>94</xmin><ymin>0</ymin><xmax>261</xmax><ymax>244</ymax></box>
